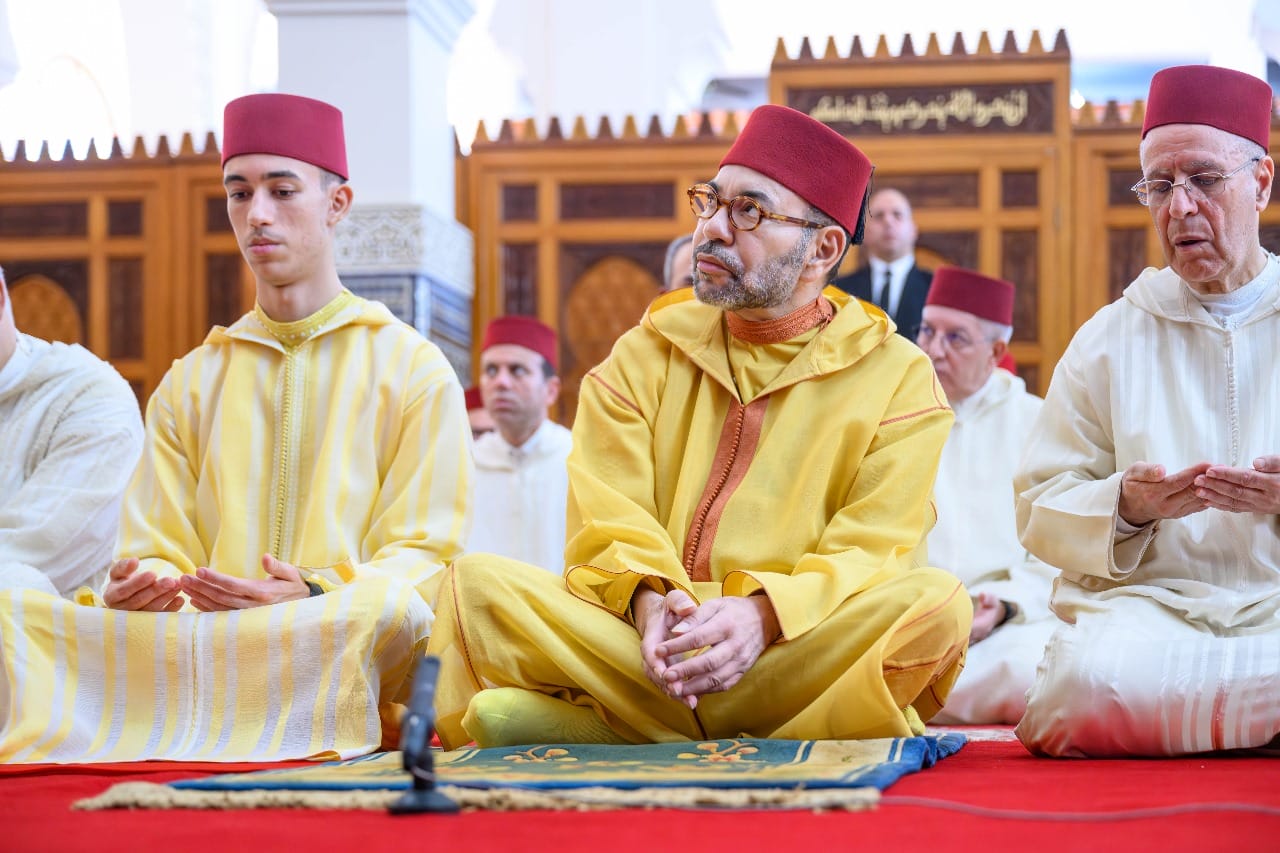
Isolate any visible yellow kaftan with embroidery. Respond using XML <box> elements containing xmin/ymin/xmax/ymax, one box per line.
<box><xmin>0</xmin><ymin>291</ymin><xmax>472</xmax><ymax>763</ymax></box>
<box><xmin>429</xmin><ymin>288</ymin><xmax>971</xmax><ymax>747</ymax></box>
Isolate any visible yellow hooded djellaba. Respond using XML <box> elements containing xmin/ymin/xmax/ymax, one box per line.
<box><xmin>0</xmin><ymin>291</ymin><xmax>473</xmax><ymax>763</ymax></box>
<box><xmin>429</xmin><ymin>286</ymin><xmax>972</xmax><ymax>748</ymax></box>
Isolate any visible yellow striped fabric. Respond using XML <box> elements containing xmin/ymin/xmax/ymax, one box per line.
<box><xmin>0</xmin><ymin>579</ymin><xmax>429</xmax><ymax>762</ymax></box>
<box><xmin>117</xmin><ymin>289</ymin><xmax>473</xmax><ymax>603</ymax></box>
<box><xmin>0</xmin><ymin>291</ymin><xmax>472</xmax><ymax>763</ymax></box>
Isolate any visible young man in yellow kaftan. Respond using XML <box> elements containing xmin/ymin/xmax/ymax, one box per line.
<box><xmin>428</xmin><ymin>105</ymin><xmax>971</xmax><ymax>749</ymax></box>
<box><xmin>0</xmin><ymin>94</ymin><xmax>472</xmax><ymax>763</ymax></box>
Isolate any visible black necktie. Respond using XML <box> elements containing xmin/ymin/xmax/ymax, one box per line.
<box><xmin>875</xmin><ymin>269</ymin><xmax>892</xmax><ymax>313</ymax></box>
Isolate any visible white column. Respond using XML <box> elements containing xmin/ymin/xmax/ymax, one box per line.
<box><xmin>266</xmin><ymin>0</ymin><xmax>476</xmax><ymax>375</ymax></box>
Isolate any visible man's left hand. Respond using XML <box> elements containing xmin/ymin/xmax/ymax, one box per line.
<box><xmin>178</xmin><ymin>553</ymin><xmax>311</xmax><ymax>611</ymax></box>
<box><xmin>969</xmin><ymin>592</ymin><xmax>1004</xmax><ymax>645</ymax></box>
<box><xmin>655</xmin><ymin>595</ymin><xmax>781</xmax><ymax>707</ymax></box>
<box><xmin>1195</xmin><ymin>456</ymin><xmax>1280</xmax><ymax>514</ymax></box>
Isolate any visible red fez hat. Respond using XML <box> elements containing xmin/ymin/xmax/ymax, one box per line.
<box><xmin>926</xmin><ymin>266</ymin><xmax>1015</xmax><ymax>326</ymax></box>
<box><xmin>222</xmin><ymin>93</ymin><xmax>349</xmax><ymax>180</ymax></box>
<box><xmin>482</xmin><ymin>316</ymin><xmax>558</xmax><ymax>371</ymax></box>
<box><xmin>1142</xmin><ymin>65</ymin><xmax>1273</xmax><ymax>149</ymax></box>
<box><xmin>720</xmin><ymin>105</ymin><xmax>873</xmax><ymax>237</ymax></box>
<box><xmin>464</xmin><ymin>386</ymin><xmax>483</xmax><ymax>412</ymax></box>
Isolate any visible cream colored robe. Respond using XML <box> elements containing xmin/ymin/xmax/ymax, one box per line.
<box><xmin>429</xmin><ymin>288</ymin><xmax>971</xmax><ymax>747</ymax></box>
<box><xmin>0</xmin><ymin>335</ymin><xmax>143</xmax><ymax>596</ymax></box>
<box><xmin>1015</xmin><ymin>257</ymin><xmax>1280</xmax><ymax>756</ymax></box>
<box><xmin>468</xmin><ymin>420</ymin><xmax>572</xmax><ymax>573</ymax></box>
<box><xmin>927</xmin><ymin>369</ymin><xmax>1057</xmax><ymax>725</ymax></box>
<box><xmin>0</xmin><ymin>291</ymin><xmax>473</xmax><ymax>763</ymax></box>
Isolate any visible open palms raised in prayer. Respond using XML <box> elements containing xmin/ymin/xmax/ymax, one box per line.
<box><xmin>103</xmin><ymin>557</ymin><xmax>186</xmax><ymax>611</ymax></box>
<box><xmin>1194</xmin><ymin>456</ymin><xmax>1280</xmax><ymax>515</ymax></box>
<box><xmin>178</xmin><ymin>554</ymin><xmax>311</xmax><ymax>611</ymax></box>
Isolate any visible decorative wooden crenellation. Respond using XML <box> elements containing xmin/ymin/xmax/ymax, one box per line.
<box><xmin>770</xmin><ymin>28</ymin><xmax>1070</xmax><ymax>65</ymax></box>
<box><xmin>0</xmin><ymin>128</ymin><xmax>249</xmax><ymax>409</ymax></box>
<box><xmin>1072</xmin><ymin>100</ymin><xmax>1145</xmax><ymax>129</ymax></box>
<box><xmin>1072</xmin><ymin>98</ymin><xmax>1280</xmax><ymax>130</ymax></box>
<box><xmin>0</xmin><ymin>132</ymin><xmax>220</xmax><ymax>165</ymax></box>
<box><xmin>471</xmin><ymin>110</ymin><xmax>747</xmax><ymax>148</ymax></box>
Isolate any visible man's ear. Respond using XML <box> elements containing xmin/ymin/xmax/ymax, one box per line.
<box><xmin>1255</xmin><ymin>156</ymin><xmax>1274</xmax><ymax>211</ymax></box>
<box><xmin>991</xmin><ymin>338</ymin><xmax>1008</xmax><ymax>365</ymax></box>
<box><xmin>543</xmin><ymin>375</ymin><xmax>562</xmax><ymax>408</ymax></box>
<box><xmin>809</xmin><ymin>225</ymin><xmax>848</xmax><ymax>278</ymax></box>
<box><xmin>327</xmin><ymin>183</ymin><xmax>354</xmax><ymax>226</ymax></box>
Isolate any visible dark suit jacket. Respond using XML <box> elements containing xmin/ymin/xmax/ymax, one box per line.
<box><xmin>834</xmin><ymin>263</ymin><xmax>933</xmax><ymax>338</ymax></box>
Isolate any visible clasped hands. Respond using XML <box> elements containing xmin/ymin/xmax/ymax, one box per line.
<box><xmin>1118</xmin><ymin>456</ymin><xmax>1280</xmax><ymax>526</ymax></box>
<box><xmin>633</xmin><ymin>587</ymin><xmax>781</xmax><ymax>710</ymax></box>
<box><xmin>102</xmin><ymin>554</ymin><xmax>311</xmax><ymax>612</ymax></box>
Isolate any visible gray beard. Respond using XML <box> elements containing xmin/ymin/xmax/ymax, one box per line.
<box><xmin>694</xmin><ymin>230</ymin><xmax>812</xmax><ymax>311</ymax></box>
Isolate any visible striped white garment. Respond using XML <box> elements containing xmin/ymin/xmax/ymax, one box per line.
<box><xmin>1015</xmin><ymin>256</ymin><xmax>1280</xmax><ymax>755</ymax></box>
<box><xmin>928</xmin><ymin>368</ymin><xmax>1058</xmax><ymax>725</ymax></box>
<box><xmin>0</xmin><ymin>578</ymin><xmax>430</xmax><ymax>763</ymax></box>
<box><xmin>0</xmin><ymin>335</ymin><xmax>143</xmax><ymax>597</ymax></box>
<box><xmin>113</xmin><ymin>290</ymin><xmax>472</xmax><ymax>599</ymax></box>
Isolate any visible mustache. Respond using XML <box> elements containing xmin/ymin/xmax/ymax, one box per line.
<box><xmin>694</xmin><ymin>241</ymin><xmax>743</xmax><ymax>276</ymax></box>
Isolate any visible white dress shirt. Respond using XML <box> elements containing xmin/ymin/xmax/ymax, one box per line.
<box><xmin>867</xmin><ymin>254</ymin><xmax>917</xmax><ymax>319</ymax></box>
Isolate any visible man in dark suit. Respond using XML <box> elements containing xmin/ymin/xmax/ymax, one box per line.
<box><xmin>834</xmin><ymin>188</ymin><xmax>932</xmax><ymax>338</ymax></box>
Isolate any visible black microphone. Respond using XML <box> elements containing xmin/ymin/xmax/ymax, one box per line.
<box><xmin>388</xmin><ymin>654</ymin><xmax>458</xmax><ymax>815</ymax></box>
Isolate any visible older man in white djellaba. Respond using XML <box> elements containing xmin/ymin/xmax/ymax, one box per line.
<box><xmin>1015</xmin><ymin>64</ymin><xmax>1280</xmax><ymax>757</ymax></box>
<box><xmin>917</xmin><ymin>267</ymin><xmax>1057</xmax><ymax>726</ymax></box>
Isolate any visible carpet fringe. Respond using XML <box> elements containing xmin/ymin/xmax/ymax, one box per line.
<box><xmin>74</xmin><ymin>781</ymin><xmax>879</xmax><ymax>813</ymax></box>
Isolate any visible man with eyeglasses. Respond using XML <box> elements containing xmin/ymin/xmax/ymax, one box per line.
<box><xmin>1015</xmin><ymin>65</ymin><xmax>1280</xmax><ymax>757</ymax></box>
<box><xmin>914</xmin><ymin>267</ymin><xmax>1056</xmax><ymax>725</ymax></box>
<box><xmin>427</xmin><ymin>104</ymin><xmax>970</xmax><ymax>748</ymax></box>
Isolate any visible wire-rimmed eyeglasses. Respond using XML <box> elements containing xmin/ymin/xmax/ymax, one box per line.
<box><xmin>916</xmin><ymin>324</ymin><xmax>983</xmax><ymax>353</ymax></box>
<box><xmin>687</xmin><ymin>183</ymin><xmax>826</xmax><ymax>232</ymax></box>
<box><xmin>1130</xmin><ymin>157</ymin><xmax>1260</xmax><ymax>207</ymax></box>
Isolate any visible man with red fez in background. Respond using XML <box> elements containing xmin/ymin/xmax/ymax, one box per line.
<box><xmin>916</xmin><ymin>267</ymin><xmax>1056</xmax><ymax>725</ymax></box>
<box><xmin>0</xmin><ymin>93</ymin><xmax>472</xmax><ymax>763</ymax></box>
<box><xmin>428</xmin><ymin>104</ymin><xmax>970</xmax><ymax>748</ymax></box>
<box><xmin>1016</xmin><ymin>65</ymin><xmax>1280</xmax><ymax>756</ymax></box>
<box><xmin>467</xmin><ymin>315</ymin><xmax>572</xmax><ymax>574</ymax></box>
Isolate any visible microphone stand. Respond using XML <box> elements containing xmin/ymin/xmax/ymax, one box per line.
<box><xmin>388</xmin><ymin>654</ymin><xmax>459</xmax><ymax>815</ymax></box>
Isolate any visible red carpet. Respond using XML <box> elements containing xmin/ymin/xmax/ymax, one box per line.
<box><xmin>4</xmin><ymin>737</ymin><xmax>1279</xmax><ymax>852</ymax></box>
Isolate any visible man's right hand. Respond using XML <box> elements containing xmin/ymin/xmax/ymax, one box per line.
<box><xmin>1117</xmin><ymin>461</ymin><xmax>1212</xmax><ymax>526</ymax></box>
<box><xmin>102</xmin><ymin>558</ymin><xmax>186</xmax><ymax>612</ymax></box>
<box><xmin>634</xmin><ymin>587</ymin><xmax>698</xmax><ymax>705</ymax></box>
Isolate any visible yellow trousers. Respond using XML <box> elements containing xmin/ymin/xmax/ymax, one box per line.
<box><xmin>427</xmin><ymin>556</ymin><xmax>971</xmax><ymax>749</ymax></box>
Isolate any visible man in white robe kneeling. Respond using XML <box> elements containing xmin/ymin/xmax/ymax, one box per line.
<box><xmin>918</xmin><ymin>267</ymin><xmax>1057</xmax><ymax>725</ymax></box>
<box><xmin>1015</xmin><ymin>64</ymin><xmax>1280</xmax><ymax>757</ymax></box>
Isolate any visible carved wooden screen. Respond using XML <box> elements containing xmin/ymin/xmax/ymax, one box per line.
<box><xmin>459</xmin><ymin>116</ymin><xmax>733</xmax><ymax>423</ymax></box>
<box><xmin>769</xmin><ymin>30</ymin><xmax>1074</xmax><ymax>394</ymax></box>
<box><xmin>0</xmin><ymin>135</ymin><xmax>252</xmax><ymax>409</ymax></box>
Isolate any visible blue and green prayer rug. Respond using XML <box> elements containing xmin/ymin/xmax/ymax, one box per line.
<box><xmin>75</xmin><ymin>734</ymin><xmax>964</xmax><ymax>812</ymax></box>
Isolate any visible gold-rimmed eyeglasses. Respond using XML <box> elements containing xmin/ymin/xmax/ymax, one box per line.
<box><xmin>1130</xmin><ymin>157</ymin><xmax>1260</xmax><ymax>207</ymax></box>
<box><xmin>687</xmin><ymin>183</ymin><xmax>826</xmax><ymax>232</ymax></box>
